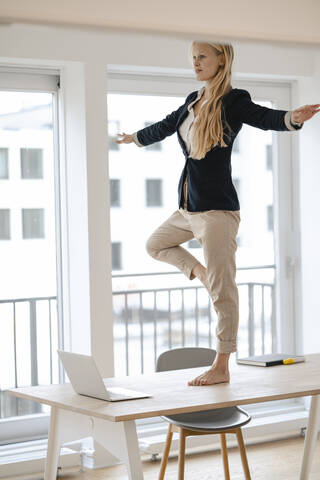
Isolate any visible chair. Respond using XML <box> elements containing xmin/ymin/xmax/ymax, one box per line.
<box><xmin>156</xmin><ymin>347</ymin><xmax>252</xmax><ymax>480</ymax></box>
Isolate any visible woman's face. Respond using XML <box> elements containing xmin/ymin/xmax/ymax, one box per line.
<box><xmin>192</xmin><ymin>43</ymin><xmax>224</xmax><ymax>81</ymax></box>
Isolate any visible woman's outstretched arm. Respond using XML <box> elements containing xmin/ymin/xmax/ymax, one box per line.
<box><xmin>230</xmin><ymin>88</ymin><xmax>319</xmax><ymax>131</ymax></box>
<box><xmin>116</xmin><ymin>92</ymin><xmax>195</xmax><ymax>147</ymax></box>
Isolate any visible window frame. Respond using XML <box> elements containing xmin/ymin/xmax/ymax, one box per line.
<box><xmin>0</xmin><ymin>65</ymin><xmax>305</xmax><ymax>449</ymax></box>
<box><xmin>107</xmin><ymin>72</ymin><xmax>305</xmax><ymax>424</ymax></box>
<box><xmin>0</xmin><ymin>69</ymin><xmax>62</xmax><ymax>444</ymax></box>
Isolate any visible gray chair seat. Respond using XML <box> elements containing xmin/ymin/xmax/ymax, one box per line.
<box><xmin>161</xmin><ymin>406</ymin><xmax>251</xmax><ymax>432</ymax></box>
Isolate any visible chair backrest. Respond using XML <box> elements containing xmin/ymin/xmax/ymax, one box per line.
<box><xmin>156</xmin><ymin>347</ymin><xmax>216</xmax><ymax>372</ymax></box>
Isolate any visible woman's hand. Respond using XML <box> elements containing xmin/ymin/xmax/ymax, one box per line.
<box><xmin>291</xmin><ymin>104</ymin><xmax>320</xmax><ymax>123</ymax></box>
<box><xmin>116</xmin><ymin>132</ymin><xmax>134</xmax><ymax>144</ymax></box>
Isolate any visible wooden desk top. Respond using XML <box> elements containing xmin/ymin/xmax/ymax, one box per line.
<box><xmin>8</xmin><ymin>353</ymin><xmax>320</xmax><ymax>423</ymax></box>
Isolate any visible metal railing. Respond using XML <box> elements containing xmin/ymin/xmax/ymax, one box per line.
<box><xmin>0</xmin><ymin>265</ymin><xmax>276</xmax><ymax>417</ymax></box>
<box><xmin>0</xmin><ymin>296</ymin><xmax>59</xmax><ymax>418</ymax></box>
<box><xmin>112</xmin><ymin>273</ymin><xmax>276</xmax><ymax>376</ymax></box>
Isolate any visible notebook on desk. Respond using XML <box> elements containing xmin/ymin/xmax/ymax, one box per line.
<box><xmin>236</xmin><ymin>353</ymin><xmax>306</xmax><ymax>367</ymax></box>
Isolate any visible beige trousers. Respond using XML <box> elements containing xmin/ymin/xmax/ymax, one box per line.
<box><xmin>146</xmin><ymin>208</ymin><xmax>241</xmax><ymax>353</ymax></box>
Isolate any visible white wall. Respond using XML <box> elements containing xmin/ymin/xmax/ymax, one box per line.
<box><xmin>0</xmin><ymin>23</ymin><xmax>316</xmax><ymax>73</ymax></box>
<box><xmin>0</xmin><ymin>22</ymin><xmax>319</xmax><ymax>370</ymax></box>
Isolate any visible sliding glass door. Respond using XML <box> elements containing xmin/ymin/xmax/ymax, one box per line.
<box><xmin>0</xmin><ymin>71</ymin><xmax>63</xmax><ymax>444</ymax></box>
<box><xmin>107</xmin><ymin>75</ymin><xmax>300</xmax><ymax>388</ymax></box>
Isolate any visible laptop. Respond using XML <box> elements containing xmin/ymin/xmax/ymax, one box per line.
<box><xmin>57</xmin><ymin>350</ymin><xmax>152</xmax><ymax>402</ymax></box>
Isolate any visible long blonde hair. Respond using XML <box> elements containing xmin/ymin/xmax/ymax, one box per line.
<box><xmin>188</xmin><ymin>41</ymin><xmax>234</xmax><ymax>160</ymax></box>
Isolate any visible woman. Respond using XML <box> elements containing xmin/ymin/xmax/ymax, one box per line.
<box><xmin>116</xmin><ymin>41</ymin><xmax>320</xmax><ymax>386</ymax></box>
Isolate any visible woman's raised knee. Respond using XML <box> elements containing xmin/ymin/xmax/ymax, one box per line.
<box><xmin>145</xmin><ymin>236</ymin><xmax>161</xmax><ymax>259</ymax></box>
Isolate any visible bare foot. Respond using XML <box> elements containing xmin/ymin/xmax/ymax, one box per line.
<box><xmin>188</xmin><ymin>366</ymin><xmax>230</xmax><ymax>386</ymax></box>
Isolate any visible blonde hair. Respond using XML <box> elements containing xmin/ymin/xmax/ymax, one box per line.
<box><xmin>187</xmin><ymin>41</ymin><xmax>234</xmax><ymax>160</ymax></box>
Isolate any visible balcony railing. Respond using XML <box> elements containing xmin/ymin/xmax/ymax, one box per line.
<box><xmin>0</xmin><ymin>296</ymin><xmax>60</xmax><ymax>418</ymax></box>
<box><xmin>112</xmin><ymin>267</ymin><xmax>276</xmax><ymax>376</ymax></box>
<box><xmin>0</xmin><ymin>265</ymin><xmax>276</xmax><ymax>418</ymax></box>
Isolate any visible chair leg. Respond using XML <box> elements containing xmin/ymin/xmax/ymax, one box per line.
<box><xmin>178</xmin><ymin>428</ymin><xmax>186</xmax><ymax>480</ymax></box>
<box><xmin>235</xmin><ymin>427</ymin><xmax>251</xmax><ymax>480</ymax></box>
<box><xmin>220</xmin><ymin>433</ymin><xmax>230</xmax><ymax>480</ymax></box>
<box><xmin>158</xmin><ymin>424</ymin><xmax>174</xmax><ymax>480</ymax></box>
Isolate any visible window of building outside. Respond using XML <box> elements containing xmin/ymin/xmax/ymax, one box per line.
<box><xmin>110</xmin><ymin>179</ymin><xmax>121</xmax><ymax>207</ymax></box>
<box><xmin>0</xmin><ymin>86</ymin><xmax>60</xmax><ymax>436</ymax></box>
<box><xmin>112</xmin><ymin>242</ymin><xmax>122</xmax><ymax>270</ymax></box>
<box><xmin>0</xmin><ymin>209</ymin><xmax>10</xmax><ymax>239</ymax></box>
<box><xmin>0</xmin><ymin>148</ymin><xmax>9</xmax><ymax>178</ymax></box>
<box><xmin>146</xmin><ymin>179</ymin><xmax>163</xmax><ymax>207</ymax></box>
<box><xmin>22</xmin><ymin>208</ymin><xmax>45</xmax><ymax>239</ymax></box>
<box><xmin>20</xmin><ymin>148</ymin><xmax>44</xmax><ymax>179</ymax></box>
<box><xmin>267</xmin><ymin>205</ymin><xmax>274</xmax><ymax>231</ymax></box>
<box><xmin>266</xmin><ymin>143</ymin><xmax>273</xmax><ymax>170</ymax></box>
<box><xmin>107</xmin><ymin>88</ymin><xmax>283</xmax><ymax>384</ymax></box>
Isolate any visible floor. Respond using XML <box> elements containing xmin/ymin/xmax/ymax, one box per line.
<box><xmin>58</xmin><ymin>434</ymin><xmax>320</xmax><ymax>479</ymax></box>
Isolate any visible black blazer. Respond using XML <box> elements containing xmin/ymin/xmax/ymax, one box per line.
<box><xmin>135</xmin><ymin>88</ymin><xmax>303</xmax><ymax>211</ymax></box>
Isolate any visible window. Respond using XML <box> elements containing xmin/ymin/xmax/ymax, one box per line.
<box><xmin>0</xmin><ymin>209</ymin><xmax>10</xmax><ymax>239</ymax></box>
<box><xmin>267</xmin><ymin>205</ymin><xmax>273</xmax><ymax>231</ymax></box>
<box><xmin>108</xmin><ymin>86</ymin><xmax>294</xmax><ymax>370</ymax></box>
<box><xmin>108</xmin><ymin>120</ymin><xmax>120</xmax><ymax>151</ymax></box>
<box><xmin>144</xmin><ymin>122</ymin><xmax>162</xmax><ymax>151</ymax></box>
<box><xmin>0</xmin><ymin>148</ymin><xmax>9</xmax><ymax>179</ymax></box>
<box><xmin>188</xmin><ymin>238</ymin><xmax>201</xmax><ymax>248</ymax></box>
<box><xmin>112</xmin><ymin>242</ymin><xmax>122</xmax><ymax>270</ymax></box>
<box><xmin>266</xmin><ymin>144</ymin><xmax>273</xmax><ymax>170</ymax></box>
<box><xmin>20</xmin><ymin>148</ymin><xmax>43</xmax><ymax>179</ymax></box>
<box><xmin>22</xmin><ymin>208</ymin><xmax>45</xmax><ymax>239</ymax></box>
<box><xmin>110</xmin><ymin>179</ymin><xmax>121</xmax><ymax>207</ymax></box>
<box><xmin>0</xmin><ymin>77</ymin><xmax>62</xmax><ymax>445</ymax></box>
<box><xmin>146</xmin><ymin>179</ymin><xmax>162</xmax><ymax>207</ymax></box>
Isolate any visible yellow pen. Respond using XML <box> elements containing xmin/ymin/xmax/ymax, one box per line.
<box><xmin>282</xmin><ymin>358</ymin><xmax>294</xmax><ymax>365</ymax></box>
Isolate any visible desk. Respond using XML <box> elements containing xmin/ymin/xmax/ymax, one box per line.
<box><xmin>8</xmin><ymin>353</ymin><xmax>320</xmax><ymax>480</ymax></box>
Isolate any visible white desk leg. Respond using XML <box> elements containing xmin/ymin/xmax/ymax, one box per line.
<box><xmin>92</xmin><ymin>418</ymin><xmax>144</xmax><ymax>480</ymax></box>
<box><xmin>122</xmin><ymin>421</ymin><xmax>144</xmax><ymax>480</ymax></box>
<box><xmin>299</xmin><ymin>394</ymin><xmax>320</xmax><ymax>480</ymax></box>
<box><xmin>44</xmin><ymin>406</ymin><xmax>61</xmax><ymax>480</ymax></box>
<box><xmin>44</xmin><ymin>407</ymin><xmax>92</xmax><ymax>480</ymax></box>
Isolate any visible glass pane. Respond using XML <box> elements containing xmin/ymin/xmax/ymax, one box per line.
<box><xmin>110</xmin><ymin>179</ymin><xmax>121</xmax><ymax>207</ymax></box>
<box><xmin>22</xmin><ymin>208</ymin><xmax>45</xmax><ymax>239</ymax></box>
<box><xmin>111</xmin><ymin>242</ymin><xmax>122</xmax><ymax>270</ymax></box>
<box><xmin>20</xmin><ymin>148</ymin><xmax>44</xmax><ymax>179</ymax></box>
<box><xmin>108</xmin><ymin>92</ymin><xmax>277</xmax><ymax>376</ymax></box>
<box><xmin>146</xmin><ymin>179</ymin><xmax>162</xmax><ymax>207</ymax></box>
<box><xmin>0</xmin><ymin>91</ymin><xmax>61</xmax><ymax>423</ymax></box>
<box><xmin>0</xmin><ymin>148</ymin><xmax>9</xmax><ymax>179</ymax></box>
<box><xmin>0</xmin><ymin>209</ymin><xmax>10</xmax><ymax>239</ymax></box>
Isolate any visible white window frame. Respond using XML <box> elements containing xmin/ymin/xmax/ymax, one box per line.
<box><xmin>107</xmin><ymin>70</ymin><xmax>306</xmax><ymax>437</ymax></box>
<box><xmin>0</xmin><ymin>63</ymin><xmax>306</xmax><ymax>464</ymax></box>
<box><xmin>0</xmin><ymin>68</ymin><xmax>62</xmax><ymax>444</ymax></box>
